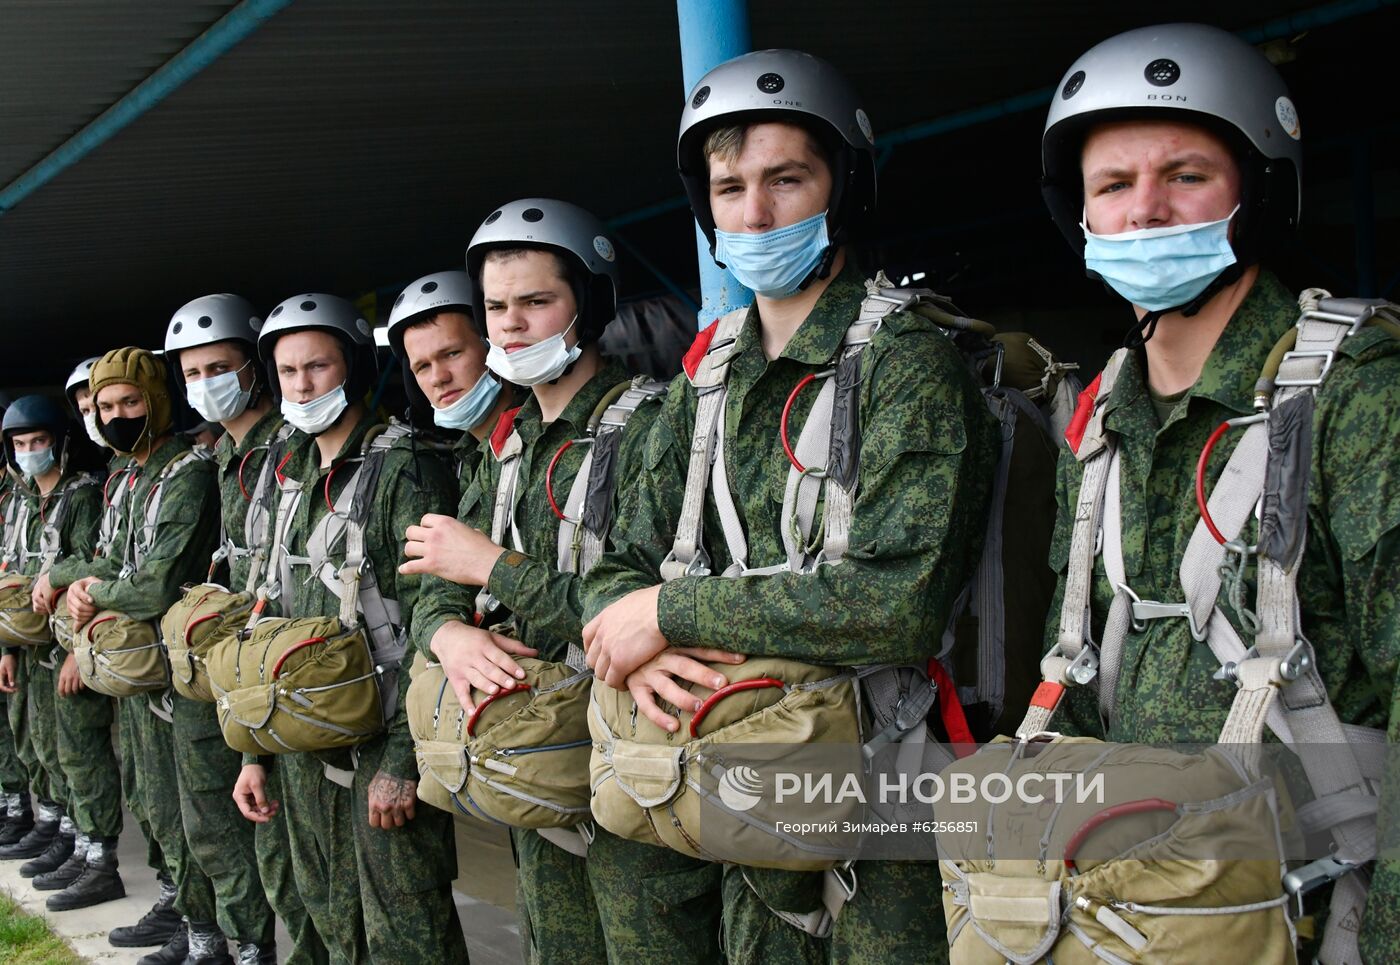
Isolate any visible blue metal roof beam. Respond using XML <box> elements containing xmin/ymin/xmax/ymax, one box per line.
<box><xmin>0</xmin><ymin>0</ymin><xmax>296</xmax><ymax>217</ymax></box>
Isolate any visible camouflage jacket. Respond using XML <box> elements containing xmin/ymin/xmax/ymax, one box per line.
<box><xmin>280</xmin><ymin>414</ymin><xmax>455</xmax><ymax>781</ymax></box>
<box><xmin>581</xmin><ymin>261</ymin><xmax>1000</xmax><ymax>668</ymax></box>
<box><xmin>213</xmin><ymin>409</ymin><xmax>302</xmax><ymax>595</ymax></box>
<box><xmin>17</xmin><ymin>470</ymin><xmax>102</xmax><ymax>579</ymax></box>
<box><xmin>47</xmin><ymin>453</ymin><xmax>132</xmax><ymax>589</ymax></box>
<box><xmin>86</xmin><ymin>437</ymin><xmax>220</xmax><ymax>622</ymax></box>
<box><xmin>1043</xmin><ymin>271</ymin><xmax>1400</xmax><ymax>957</ymax></box>
<box><xmin>411</xmin><ymin>358</ymin><xmax>660</xmax><ymax>663</ymax></box>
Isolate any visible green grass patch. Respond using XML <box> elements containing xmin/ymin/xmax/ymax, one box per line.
<box><xmin>0</xmin><ymin>889</ymin><xmax>81</xmax><ymax>965</ymax></box>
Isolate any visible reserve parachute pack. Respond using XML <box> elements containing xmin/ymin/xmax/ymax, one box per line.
<box><xmin>210</xmin><ymin>421</ymin><xmax>417</xmax><ymax>755</ymax></box>
<box><xmin>0</xmin><ymin>472</ymin><xmax>101</xmax><ymax>647</ymax></box>
<box><xmin>162</xmin><ymin>425</ymin><xmax>296</xmax><ymax>702</ymax></box>
<box><xmin>75</xmin><ymin>450</ymin><xmax>210</xmax><ymax>697</ymax></box>
<box><xmin>943</xmin><ymin>292</ymin><xmax>1400</xmax><ymax>964</ymax></box>
<box><xmin>408</xmin><ymin>379</ymin><xmax>666</xmax><ymax>855</ymax></box>
<box><xmin>588</xmin><ymin>276</ymin><xmax>1075</xmax><ymax>935</ymax></box>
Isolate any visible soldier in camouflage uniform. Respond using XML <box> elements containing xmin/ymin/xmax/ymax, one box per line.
<box><xmin>43</xmin><ymin>358</ymin><xmax>180</xmax><ymax>943</ymax></box>
<box><xmin>0</xmin><ymin>464</ymin><xmax>39</xmax><ymax>848</ymax></box>
<box><xmin>1033</xmin><ymin>24</ymin><xmax>1400</xmax><ymax>964</ymax></box>
<box><xmin>165</xmin><ymin>295</ymin><xmax>316</xmax><ymax>965</ymax></box>
<box><xmin>234</xmin><ymin>292</ymin><xmax>467</xmax><ymax>964</ymax></box>
<box><xmin>64</xmin><ymin>347</ymin><xmax>226</xmax><ymax>964</ymax></box>
<box><xmin>385</xmin><ymin>269</ymin><xmax>517</xmax><ymax>495</ymax></box>
<box><xmin>404</xmin><ymin>203</ymin><xmax>732</xmax><ymax>964</ymax></box>
<box><xmin>582</xmin><ymin>51</ymin><xmax>998</xmax><ymax>965</ymax></box>
<box><xmin>0</xmin><ymin>395</ymin><xmax>114</xmax><ymax>907</ymax></box>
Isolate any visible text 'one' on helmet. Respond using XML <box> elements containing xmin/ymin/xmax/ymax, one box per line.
<box><xmin>1041</xmin><ymin>22</ymin><xmax>1301</xmax><ymax>258</ymax></box>
<box><xmin>466</xmin><ymin>198</ymin><xmax>620</xmax><ymax>341</ymax></box>
<box><xmin>256</xmin><ymin>293</ymin><xmax>377</xmax><ymax>401</ymax></box>
<box><xmin>677</xmin><ymin>48</ymin><xmax>878</xmax><ymax>252</ymax></box>
<box><xmin>385</xmin><ymin>270</ymin><xmax>475</xmax><ymax>358</ymax></box>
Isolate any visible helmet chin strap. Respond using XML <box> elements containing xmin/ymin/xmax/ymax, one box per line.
<box><xmin>1120</xmin><ymin>258</ymin><xmax>1249</xmax><ymax>349</ymax></box>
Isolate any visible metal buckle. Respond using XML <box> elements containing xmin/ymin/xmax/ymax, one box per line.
<box><xmin>1283</xmin><ymin>856</ymin><xmax>1360</xmax><ymax>918</ymax></box>
<box><xmin>1047</xmin><ymin>643</ymin><xmax>1099</xmax><ymax>686</ymax></box>
<box><xmin>1117</xmin><ymin>583</ymin><xmax>1208</xmax><ymax>641</ymax></box>
<box><xmin>1305</xmin><ymin>304</ymin><xmax>1376</xmax><ymax>337</ymax></box>
<box><xmin>1274</xmin><ymin>349</ymin><xmax>1336</xmax><ymax>387</ymax></box>
<box><xmin>1279</xmin><ymin>638</ymin><xmax>1312</xmax><ymax>682</ymax></box>
<box><xmin>831</xmin><ymin>862</ymin><xmax>858</xmax><ymax>900</ymax></box>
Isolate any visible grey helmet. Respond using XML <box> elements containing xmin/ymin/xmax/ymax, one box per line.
<box><xmin>256</xmin><ymin>293</ymin><xmax>378</xmax><ymax>401</ymax></box>
<box><xmin>466</xmin><ymin>199</ymin><xmax>620</xmax><ymax>342</ymax></box>
<box><xmin>1042</xmin><ymin>23</ymin><xmax>1301</xmax><ymax>267</ymax></box>
<box><xmin>64</xmin><ymin>358</ymin><xmax>99</xmax><ymax>416</ymax></box>
<box><xmin>678</xmin><ymin>49</ymin><xmax>877</xmax><ymax>260</ymax></box>
<box><xmin>164</xmin><ymin>293</ymin><xmax>265</xmax><ymax>405</ymax></box>
<box><xmin>385</xmin><ymin>270</ymin><xmax>475</xmax><ymax>358</ymax></box>
<box><xmin>2</xmin><ymin>394</ymin><xmax>69</xmax><ymax>472</ymax></box>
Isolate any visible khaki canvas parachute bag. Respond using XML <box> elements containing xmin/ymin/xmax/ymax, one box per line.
<box><xmin>163</xmin><ymin>425</ymin><xmax>295</xmax><ymax>702</ymax></box>
<box><xmin>942</xmin><ymin>293</ymin><xmax>1400</xmax><ymax>964</ymax></box>
<box><xmin>74</xmin><ymin>451</ymin><xmax>208</xmax><ymax>697</ymax></box>
<box><xmin>408</xmin><ymin>379</ymin><xmax>666</xmax><ymax>855</ymax></box>
<box><xmin>210</xmin><ymin>422</ymin><xmax>413</xmax><ymax>756</ymax></box>
<box><xmin>0</xmin><ymin>472</ymin><xmax>102</xmax><ymax>647</ymax></box>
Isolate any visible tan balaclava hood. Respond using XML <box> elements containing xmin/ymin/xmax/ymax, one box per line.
<box><xmin>89</xmin><ymin>347</ymin><xmax>174</xmax><ymax>455</ymax></box>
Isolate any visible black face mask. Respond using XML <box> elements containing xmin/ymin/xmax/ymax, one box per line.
<box><xmin>99</xmin><ymin>415</ymin><xmax>149</xmax><ymax>454</ymax></box>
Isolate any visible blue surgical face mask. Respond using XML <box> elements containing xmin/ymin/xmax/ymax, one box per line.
<box><xmin>713</xmin><ymin>210</ymin><xmax>831</xmax><ymax>299</ymax></box>
<box><xmin>1082</xmin><ymin>206</ymin><xmax>1240</xmax><ymax>312</ymax></box>
<box><xmin>280</xmin><ymin>383</ymin><xmax>348</xmax><ymax>435</ymax></box>
<box><xmin>433</xmin><ymin>372</ymin><xmax>501</xmax><ymax>431</ymax></box>
<box><xmin>14</xmin><ymin>447</ymin><xmax>54</xmax><ymax>479</ymax></box>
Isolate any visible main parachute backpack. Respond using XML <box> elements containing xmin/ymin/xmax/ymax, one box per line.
<box><xmin>942</xmin><ymin>292</ymin><xmax>1399</xmax><ymax>964</ymax></box>
<box><xmin>209</xmin><ymin>422</ymin><xmax>417</xmax><ymax>755</ymax></box>
<box><xmin>408</xmin><ymin>379</ymin><xmax>665</xmax><ymax>854</ymax></box>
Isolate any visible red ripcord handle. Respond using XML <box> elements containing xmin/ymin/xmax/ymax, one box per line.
<box><xmin>545</xmin><ymin>439</ymin><xmax>575</xmax><ymax>522</ymax></box>
<box><xmin>85</xmin><ymin>614</ymin><xmax>117</xmax><ymax>641</ymax></box>
<box><xmin>238</xmin><ymin>447</ymin><xmax>261</xmax><ymax>501</ymax></box>
<box><xmin>271</xmin><ymin>637</ymin><xmax>328</xmax><ymax>679</ymax></box>
<box><xmin>1195</xmin><ymin>421</ymin><xmax>1234</xmax><ymax>545</ymax></box>
<box><xmin>185</xmin><ymin>612</ymin><xmax>223</xmax><ymax>647</ymax></box>
<box><xmin>1063</xmin><ymin>798</ymin><xmax>1177</xmax><ymax>872</ymax></box>
<box><xmin>689</xmin><ymin>678</ymin><xmax>786</xmax><ymax>738</ymax></box>
<box><xmin>781</xmin><ymin>374</ymin><xmax>820</xmax><ymax>473</ymax></box>
<box><xmin>467</xmin><ymin>684</ymin><xmax>532</xmax><ymax>737</ymax></box>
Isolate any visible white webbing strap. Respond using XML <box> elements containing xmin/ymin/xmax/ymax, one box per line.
<box><xmin>660</xmin><ymin>307</ymin><xmax>746</xmax><ymax>582</ymax></box>
<box><xmin>476</xmin><ymin>427</ymin><xmax>524</xmax><ymax>620</ymax></box>
<box><xmin>133</xmin><ymin>449</ymin><xmax>211</xmax><ymax>569</ymax></box>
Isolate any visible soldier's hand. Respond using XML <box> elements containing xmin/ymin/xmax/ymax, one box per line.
<box><xmin>0</xmin><ymin>654</ymin><xmax>15</xmax><ymax>693</ymax></box>
<box><xmin>367</xmin><ymin>771</ymin><xmax>418</xmax><ymax>829</ymax></box>
<box><xmin>67</xmin><ymin>576</ymin><xmax>102</xmax><ymax>628</ymax></box>
<box><xmin>582</xmin><ymin>585</ymin><xmax>669</xmax><ymax>689</ymax></box>
<box><xmin>30</xmin><ymin>573</ymin><xmax>55</xmax><ymax>614</ymax></box>
<box><xmin>400</xmin><ymin>513</ymin><xmax>505</xmax><ymax>587</ymax></box>
<box><xmin>57</xmin><ymin>652</ymin><xmax>84</xmax><ymax>697</ymax></box>
<box><xmin>430</xmin><ymin>620</ymin><xmax>537</xmax><ymax>713</ymax></box>
<box><xmin>233</xmin><ymin>764</ymin><xmax>278</xmax><ymax>823</ymax></box>
<box><xmin>626</xmin><ymin>647</ymin><xmax>747</xmax><ymax>733</ymax></box>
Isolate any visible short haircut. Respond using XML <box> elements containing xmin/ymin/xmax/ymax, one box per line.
<box><xmin>481</xmin><ymin>247</ymin><xmax>570</xmax><ymax>285</ymax></box>
<box><xmin>404</xmin><ymin>309</ymin><xmax>474</xmax><ymax>337</ymax></box>
<box><xmin>703</xmin><ymin>120</ymin><xmax>835</xmax><ymax>173</ymax></box>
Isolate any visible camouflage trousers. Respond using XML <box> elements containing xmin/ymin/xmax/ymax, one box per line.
<box><xmin>0</xmin><ymin>691</ymin><xmax>24</xmax><ymax>794</ymax></box>
<box><xmin>118</xmin><ymin>695</ymin><xmax>164</xmax><ymax>875</ymax></box>
<box><xmin>53</xmin><ymin>657</ymin><xmax>122</xmax><ymax>838</ymax></box>
<box><xmin>18</xmin><ymin>648</ymin><xmax>69</xmax><ymax>808</ymax></box>
<box><xmin>511</xmin><ymin>827</ymin><xmax>606</xmax><ymax>964</ymax></box>
<box><xmin>280</xmin><ymin>733</ymin><xmax>467</xmax><ymax>965</ymax></box>
<box><xmin>721</xmin><ymin>861</ymin><xmax>949</xmax><ymax>965</ymax></box>
<box><xmin>172</xmin><ymin>696</ymin><xmax>274</xmax><ymax>944</ymax></box>
<box><xmin>5</xmin><ymin>657</ymin><xmax>44</xmax><ymax>801</ymax></box>
<box><xmin>125</xmin><ymin>693</ymin><xmax>217</xmax><ymax>923</ymax></box>
<box><xmin>256</xmin><ymin>762</ymin><xmax>327</xmax><ymax>965</ymax></box>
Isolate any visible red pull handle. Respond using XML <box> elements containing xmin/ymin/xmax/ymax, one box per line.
<box><xmin>271</xmin><ymin>637</ymin><xmax>328</xmax><ymax>679</ymax></box>
<box><xmin>689</xmin><ymin>677</ymin><xmax>786</xmax><ymax>738</ymax></box>
<box><xmin>780</xmin><ymin>374</ymin><xmax>821</xmax><ymax>473</ymax></box>
<box><xmin>85</xmin><ymin>614</ymin><xmax>116</xmax><ymax>641</ymax></box>
<box><xmin>466</xmin><ymin>684</ymin><xmax>532</xmax><ymax>737</ymax></box>
<box><xmin>186</xmin><ymin>611</ymin><xmax>222</xmax><ymax>647</ymax></box>
<box><xmin>1063</xmin><ymin>798</ymin><xmax>1177</xmax><ymax>872</ymax></box>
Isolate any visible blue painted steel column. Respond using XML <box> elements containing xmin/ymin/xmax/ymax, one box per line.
<box><xmin>677</xmin><ymin>0</ymin><xmax>752</xmax><ymax>326</ymax></box>
<box><xmin>0</xmin><ymin>0</ymin><xmax>296</xmax><ymax>216</ymax></box>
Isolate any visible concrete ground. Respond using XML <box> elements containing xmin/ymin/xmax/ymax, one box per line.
<box><xmin>0</xmin><ymin>805</ymin><xmax>523</xmax><ymax>964</ymax></box>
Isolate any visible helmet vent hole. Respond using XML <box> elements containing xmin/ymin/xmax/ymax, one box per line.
<box><xmin>691</xmin><ymin>86</ymin><xmax>710</xmax><ymax>109</ymax></box>
<box><xmin>172</xmin><ymin>322</ymin><xmax>183</xmax><ymax>334</ymax></box>
<box><xmin>393</xmin><ymin>292</ymin><xmax>405</xmax><ymax>306</ymax></box>
<box><xmin>756</xmin><ymin>72</ymin><xmax>784</xmax><ymax>94</ymax></box>
<box><xmin>300</xmin><ymin>300</ymin><xmax>317</xmax><ymax>312</ymax></box>
<box><xmin>270</xmin><ymin>306</ymin><xmax>283</xmax><ymax>317</ymax></box>
<box><xmin>197</xmin><ymin>315</ymin><xmax>212</xmax><ymax>328</ymax></box>
<box><xmin>422</xmin><ymin>281</ymin><xmax>438</xmax><ymax>293</ymax></box>
<box><xmin>1062</xmin><ymin>71</ymin><xmax>1085</xmax><ymax>99</ymax></box>
<box><xmin>1145</xmin><ymin>59</ymin><xmax>1180</xmax><ymax>87</ymax></box>
<box><xmin>522</xmin><ymin>208</ymin><xmax>544</xmax><ymax>223</ymax></box>
<box><xmin>484</xmin><ymin>210</ymin><xmax>502</xmax><ymax>225</ymax></box>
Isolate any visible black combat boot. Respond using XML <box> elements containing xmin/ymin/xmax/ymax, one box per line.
<box><xmin>0</xmin><ymin>800</ymin><xmax>61</xmax><ymax>858</ymax></box>
<box><xmin>109</xmin><ymin>872</ymin><xmax>181</xmax><ymax>946</ymax></box>
<box><xmin>182</xmin><ymin>921</ymin><xmax>233</xmax><ymax>964</ymax></box>
<box><xmin>136</xmin><ymin>919</ymin><xmax>190</xmax><ymax>965</ymax></box>
<box><xmin>0</xmin><ymin>791</ymin><xmax>33</xmax><ymax>845</ymax></box>
<box><xmin>46</xmin><ymin>836</ymin><xmax>125</xmax><ymax>910</ymax></box>
<box><xmin>21</xmin><ymin>818</ymin><xmax>76</xmax><ymax>879</ymax></box>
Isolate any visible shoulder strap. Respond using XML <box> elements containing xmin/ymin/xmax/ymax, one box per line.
<box><xmin>37</xmin><ymin>473</ymin><xmax>99</xmax><ymax>571</ymax></box>
<box><xmin>133</xmin><ymin>449</ymin><xmax>212</xmax><ymax>566</ymax></box>
<box><xmin>474</xmin><ymin>422</ymin><xmax>525</xmax><ymax>621</ymax></box>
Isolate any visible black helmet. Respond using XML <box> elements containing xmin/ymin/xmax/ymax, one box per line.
<box><xmin>2</xmin><ymin>395</ymin><xmax>69</xmax><ymax>473</ymax></box>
